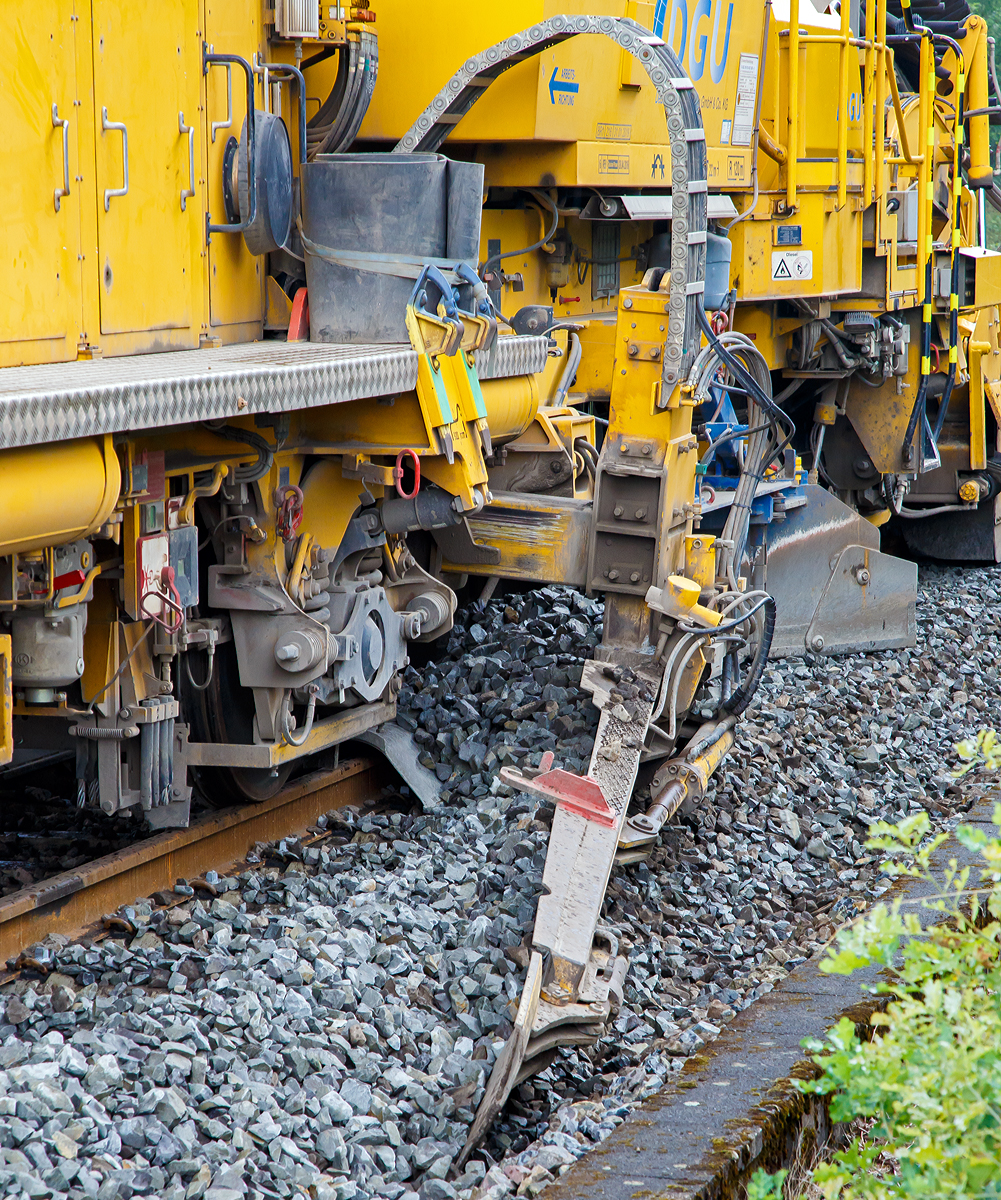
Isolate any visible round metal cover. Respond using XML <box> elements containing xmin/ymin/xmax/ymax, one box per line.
<box><xmin>236</xmin><ymin>110</ymin><xmax>293</xmax><ymax>255</ymax></box>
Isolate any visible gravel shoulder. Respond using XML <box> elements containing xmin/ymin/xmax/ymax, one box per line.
<box><xmin>0</xmin><ymin>563</ymin><xmax>991</xmax><ymax>1200</ymax></box>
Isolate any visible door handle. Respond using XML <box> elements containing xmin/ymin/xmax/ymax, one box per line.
<box><xmin>51</xmin><ymin>103</ymin><xmax>70</xmax><ymax>212</ymax></box>
<box><xmin>179</xmin><ymin>112</ymin><xmax>195</xmax><ymax>210</ymax></box>
<box><xmin>101</xmin><ymin>106</ymin><xmax>129</xmax><ymax>210</ymax></box>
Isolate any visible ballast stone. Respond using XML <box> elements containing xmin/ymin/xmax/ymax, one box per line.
<box><xmin>0</xmin><ymin>570</ymin><xmax>992</xmax><ymax>1200</ymax></box>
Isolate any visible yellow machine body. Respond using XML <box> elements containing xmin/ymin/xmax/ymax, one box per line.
<box><xmin>363</xmin><ymin>0</ymin><xmax>1001</xmax><ymax>562</ymax></box>
<box><xmin>362</xmin><ymin>0</ymin><xmax>763</xmax><ymax>189</ymax></box>
<box><xmin>0</xmin><ymin>0</ymin><xmax>996</xmax><ymax>840</ymax></box>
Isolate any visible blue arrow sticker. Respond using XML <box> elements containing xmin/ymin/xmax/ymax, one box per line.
<box><xmin>549</xmin><ymin>66</ymin><xmax>579</xmax><ymax>105</ymax></box>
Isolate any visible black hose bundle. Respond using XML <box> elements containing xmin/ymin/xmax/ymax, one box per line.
<box><xmin>200</xmin><ymin>423</ymin><xmax>275</xmax><ymax>483</ymax></box>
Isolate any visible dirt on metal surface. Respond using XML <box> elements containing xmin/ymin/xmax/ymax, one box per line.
<box><xmin>0</xmin><ymin>756</ymin><xmax>383</xmax><ymax>966</ymax></box>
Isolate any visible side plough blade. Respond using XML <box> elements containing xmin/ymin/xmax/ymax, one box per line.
<box><xmin>457</xmin><ymin>657</ymin><xmax>657</xmax><ymax>1167</ymax></box>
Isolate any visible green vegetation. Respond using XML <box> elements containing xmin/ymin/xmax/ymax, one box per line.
<box><xmin>954</xmin><ymin>727</ymin><xmax>1001</xmax><ymax>776</ymax></box>
<box><xmin>746</xmin><ymin>810</ymin><xmax>1001</xmax><ymax>1197</ymax></box>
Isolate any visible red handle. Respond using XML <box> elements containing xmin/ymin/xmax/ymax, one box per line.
<box><xmin>140</xmin><ymin>566</ymin><xmax>184</xmax><ymax>633</ymax></box>
<box><xmin>54</xmin><ymin>569</ymin><xmax>87</xmax><ymax>591</ymax></box>
<box><xmin>393</xmin><ymin>449</ymin><xmax>421</xmax><ymax>500</ymax></box>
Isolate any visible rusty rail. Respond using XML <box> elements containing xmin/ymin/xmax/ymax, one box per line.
<box><xmin>0</xmin><ymin>756</ymin><xmax>383</xmax><ymax>966</ymax></box>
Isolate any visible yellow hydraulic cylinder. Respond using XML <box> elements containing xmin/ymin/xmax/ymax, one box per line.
<box><xmin>480</xmin><ymin>375</ymin><xmax>540</xmax><ymax>443</ymax></box>
<box><xmin>0</xmin><ymin>435</ymin><xmax>121</xmax><ymax>557</ymax></box>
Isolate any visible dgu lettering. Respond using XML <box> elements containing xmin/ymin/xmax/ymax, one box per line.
<box><xmin>653</xmin><ymin>0</ymin><xmax>734</xmax><ymax>84</ymax></box>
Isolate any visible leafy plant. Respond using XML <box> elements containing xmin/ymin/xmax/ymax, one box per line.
<box><xmin>953</xmin><ymin>727</ymin><xmax>1001</xmax><ymax>777</ymax></box>
<box><xmin>748</xmin><ymin>1168</ymin><xmax>788</xmax><ymax>1200</ymax></box>
<box><xmin>791</xmin><ymin>810</ymin><xmax>1001</xmax><ymax>1198</ymax></box>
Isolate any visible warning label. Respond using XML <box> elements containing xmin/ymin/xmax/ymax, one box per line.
<box><xmin>771</xmin><ymin>250</ymin><xmax>813</xmax><ymax>282</ymax></box>
<box><xmin>731</xmin><ymin>53</ymin><xmax>759</xmax><ymax>148</ymax></box>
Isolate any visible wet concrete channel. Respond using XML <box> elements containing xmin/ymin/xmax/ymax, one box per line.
<box><xmin>543</xmin><ymin>791</ymin><xmax>998</xmax><ymax>1199</ymax></box>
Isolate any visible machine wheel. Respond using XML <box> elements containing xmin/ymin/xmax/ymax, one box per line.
<box><xmin>180</xmin><ymin>640</ymin><xmax>294</xmax><ymax>807</ymax></box>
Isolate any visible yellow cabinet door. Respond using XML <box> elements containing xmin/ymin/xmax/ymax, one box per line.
<box><xmin>92</xmin><ymin>0</ymin><xmax>200</xmax><ymax>338</ymax></box>
<box><xmin>204</xmin><ymin>0</ymin><xmax>264</xmax><ymax>333</ymax></box>
<box><xmin>0</xmin><ymin>1</ymin><xmax>85</xmax><ymax>365</ymax></box>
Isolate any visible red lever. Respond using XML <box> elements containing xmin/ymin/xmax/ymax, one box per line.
<box><xmin>288</xmin><ymin>288</ymin><xmax>309</xmax><ymax>342</ymax></box>
<box><xmin>54</xmin><ymin>569</ymin><xmax>87</xmax><ymax>591</ymax></box>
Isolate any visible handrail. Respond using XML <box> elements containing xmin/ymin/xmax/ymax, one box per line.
<box><xmin>862</xmin><ymin>0</ymin><xmax>876</xmax><ymax>205</ymax></box>
<box><xmin>886</xmin><ymin>48</ymin><xmax>919</xmax><ymax>165</ymax></box>
<box><xmin>203</xmin><ymin>48</ymin><xmax>257</xmax><ymax>240</ymax></box>
<box><xmin>837</xmin><ymin>0</ymin><xmax>850</xmax><ymax>207</ymax></box>
<box><xmin>874</xmin><ymin>0</ymin><xmax>888</xmax><ymax>205</ymax></box>
<box><xmin>776</xmin><ymin>5</ymin><xmax>894</xmax><ymax>211</ymax></box>
<box><xmin>786</xmin><ymin>0</ymin><xmax>799</xmax><ymax>211</ymax></box>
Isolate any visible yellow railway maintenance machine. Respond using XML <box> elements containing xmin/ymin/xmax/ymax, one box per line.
<box><xmin>2</xmin><ymin>0</ymin><xmax>999</xmax><ymax>1152</ymax></box>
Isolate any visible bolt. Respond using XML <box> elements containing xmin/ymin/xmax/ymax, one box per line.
<box><xmin>276</xmin><ymin>643</ymin><xmax>300</xmax><ymax>662</ymax></box>
<box><xmin>855</xmin><ymin>567</ymin><xmax>871</xmax><ymax>585</ymax></box>
<box><xmin>623</xmin><ymin>297</ymin><xmax>633</xmax><ymax>309</ymax></box>
<box><xmin>635</xmin><ymin>508</ymin><xmax>647</xmax><ymax>520</ymax></box>
<box><xmin>628</xmin><ymin>343</ymin><xmax>639</xmax><ymax>357</ymax></box>
<box><xmin>641</xmin><ymin>445</ymin><xmax>652</xmax><ymax>456</ymax></box>
<box><xmin>613</xmin><ymin>505</ymin><xmax>624</xmax><ymax>518</ymax></box>
<box><xmin>811</xmin><ymin>635</ymin><xmax>825</xmax><ymax>651</ymax></box>
<box><xmin>630</xmin><ymin>571</ymin><xmax>640</xmax><ymax>583</ymax></box>
<box><xmin>607</xmin><ymin>569</ymin><xmax>620</xmax><ymax>581</ymax></box>
<box><xmin>119</xmin><ymin>708</ymin><xmax>131</xmax><ymax>720</ymax></box>
<box><xmin>651</xmin><ymin>346</ymin><xmax>661</xmax><ymax>359</ymax></box>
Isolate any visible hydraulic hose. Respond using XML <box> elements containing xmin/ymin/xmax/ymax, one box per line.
<box><xmin>720</xmin><ymin>594</ymin><xmax>775</xmax><ymax>718</ymax></box>
<box><xmin>482</xmin><ymin>189</ymin><xmax>560</xmax><ymax>283</ymax></box>
<box><xmin>280</xmin><ymin>685</ymin><xmax>319</xmax><ymax>747</ymax></box>
<box><xmin>928</xmin><ymin>31</ymin><xmax>966</xmax><ymax>447</ymax></box>
<box><xmin>552</xmin><ymin>331</ymin><xmax>582</xmax><ymax>407</ymax></box>
<box><xmin>201</xmin><ymin>423</ymin><xmax>275</xmax><ymax>483</ymax></box>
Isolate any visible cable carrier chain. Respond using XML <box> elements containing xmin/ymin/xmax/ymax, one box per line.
<box><xmin>1</xmin><ymin>0</ymin><xmax>999</xmax><ymax>1154</ymax></box>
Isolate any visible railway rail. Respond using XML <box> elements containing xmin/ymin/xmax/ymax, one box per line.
<box><xmin>0</xmin><ymin>756</ymin><xmax>385</xmax><ymax>973</ymax></box>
